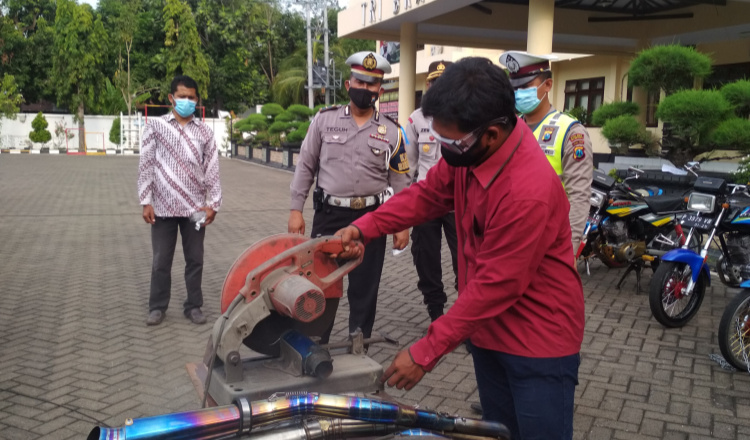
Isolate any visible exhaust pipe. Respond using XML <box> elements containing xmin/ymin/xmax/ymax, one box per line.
<box><xmin>89</xmin><ymin>393</ymin><xmax>510</xmax><ymax>440</ymax></box>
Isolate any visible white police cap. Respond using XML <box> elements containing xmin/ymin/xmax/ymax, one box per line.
<box><xmin>499</xmin><ymin>51</ymin><xmax>557</xmax><ymax>88</ymax></box>
<box><xmin>346</xmin><ymin>51</ymin><xmax>391</xmax><ymax>84</ymax></box>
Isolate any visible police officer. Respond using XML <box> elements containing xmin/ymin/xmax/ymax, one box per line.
<box><xmin>499</xmin><ymin>51</ymin><xmax>593</xmax><ymax>253</ymax></box>
<box><xmin>404</xmin><ymin>61</ymin><xmax>458</xmax><ymax>322</ymax></box>
<box><xmin>288</xmin><ymin>51</ymin><xmax>411</xmax><ymax>342</ymax></box>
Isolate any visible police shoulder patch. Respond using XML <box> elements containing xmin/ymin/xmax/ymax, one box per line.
<box><xmin>574</xmin><ymin>145</ymin><xmax>585</xmax><ymax>161</ymax></box>
<box><xmin>381</xmin><ymin>113</ymin><xmax>402</xmax><ymax>129</ymax></box>
<box><xmin>318</xmin><ymin>105</ymin><xmax>341</xmax><ymax>114</ymax></box>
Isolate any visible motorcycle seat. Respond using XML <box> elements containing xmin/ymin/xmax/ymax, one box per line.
<box><xmin>645</xmin><ymin>195</ymin><xmax>686</xmax><ymax>214</ymax></box>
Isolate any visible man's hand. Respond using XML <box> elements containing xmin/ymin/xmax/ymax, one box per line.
<box><xmin>142</xmin><ymin>205</ymin><xmax>155</xmax><ymax>225</ymax></box>
<box><xmin>201</xmin><ymin>207</ymin><xmax>217</xmax><ymax>226</ymax></box>
<box><xmin>381</xmin><ymin>349</ymin><xmax>426</xmax><ymax>390</ymax></box>
<box><xmin>330</xmin><ymin>226</ymin><xmax>362</xmax><ymax>259</ymax></box>
<box><xmin>392</xmin><ymin>229</ymin><xmax>409</xmax><ymax>250</ymax></box>
<box><xmin>288</xmin><ymin>210</ymin><xmax>305</xmax><ymax>235</ymax></box>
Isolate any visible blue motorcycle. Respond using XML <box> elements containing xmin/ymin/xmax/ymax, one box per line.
<box><xmin>718</xmin><ymin>280</ymin><xmax>750</xmax><ymax>371</ymax></box>
<box><xmin>649</xmin><ymin>174</ymin><xmax>750</xmax><ymax>328</ymax></box>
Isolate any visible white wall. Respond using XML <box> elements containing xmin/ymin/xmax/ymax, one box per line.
<box><xmin>0</xmin><ymin>113</ymin><xmax>230</xmax><ymax>154</ymax></box>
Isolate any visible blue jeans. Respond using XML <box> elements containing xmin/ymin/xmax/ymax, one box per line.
<box><xmin>470</xmin><ymin>343</ymin><xmax>579</xmax><ymax>440</ymax></box>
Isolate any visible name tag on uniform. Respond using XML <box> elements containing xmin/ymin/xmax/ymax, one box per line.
<box><xmin>543</xmin><ymin>148</ymin><xmax>555</xmax><ymax>156</ymax></box>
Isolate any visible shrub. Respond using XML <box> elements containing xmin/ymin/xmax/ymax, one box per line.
<box><xmin>720</xmin><ymin>80</ymin><xmax>750</xmax><ymax>118</ymax></box>
<box><xmin>29</xmin><ymin>112</ymin><xmax>52</xmax><ymax>144</ymax></box>
<box><xmin>733</xmin><ymin>156</ymin><xmax>750</xmax><ymax>184</ymax></box>
<box><xmin>566</xmin><ymin>106</ymin><xmax>588</xmax><ymax>126</ymax></box>
<box><xmin>656</xmin><ymin>89</ymin><xmax>732</xmax><ymax>149</ymax></box>
<box><xmin>268</xmin><ymin>121</ymin><xmax>290</xmax><ymax>134</ymax></box>
<box><xmin>275</xmin><ymin>111</ymin><xmax>297</xmax><ymax>123</ymax></box>
<box><xmin>261</xmin><ymin>103</ymin><xmax>284</xmax><ymax>118</ymax></box>
<box><xmin>286</xmin><ymin>104</ymin><xmax>314</xmax><ymax>119</ymax></box>
<box><xmin>591</xmin><ymin>101</ymin><xmax>640</xmax><ymax>127</ymax></box>
<box><xmin>628</xmin><ymin>45</ymin><xmax>712</xmax><ymax>95</ymax></box>
<box><xmin>109</xmin><ymin>116</ymin><xmax>121</xmax><ymax>145</ymax></box>
<box><xmin>287</xmin><ymin>120</ymin><xmax>312</xmax><ymax>143</ymax></box>
<box><xmin>235</xmin><ymin>113</ymin><xmax>269</xmax><ymax>132</ymax></box>
<box><xmin>708</xmin><ymin>118</ymin><xmax>750</xmax><ymax>152</ymax></box>
<box><xmin>601</xmin><ymin>115</ymin><xmax>645</xmax><ymax>149</ymax></box>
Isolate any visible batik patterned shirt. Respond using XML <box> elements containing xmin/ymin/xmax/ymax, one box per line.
<box><xmin>137</xmin><ymin>112</ymin><xmax>222</xmax><ymax>217</ymax></box>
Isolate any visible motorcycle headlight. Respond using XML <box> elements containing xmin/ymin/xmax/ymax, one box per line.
<box><xmin>590</xmin><ymin>188</ymin><xmax>607</xmax><ymax>208</ymax></box>
<box><xmin>687</xmin><ymin>192</ymin><xmax>716</xmax><ymax>213</ymax></box>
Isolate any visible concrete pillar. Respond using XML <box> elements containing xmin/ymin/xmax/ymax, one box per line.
<box><xmin>527</xmin><ymin>0</ymin><xmax>554</xmax><ymax>55</ymax></box>
<box><xmin>398</xmin><ymin>22</ymin><xmax>417</xmax><ymax>127</ymax></box>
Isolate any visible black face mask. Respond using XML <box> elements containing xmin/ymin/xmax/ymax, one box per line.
<box><xmin>440</xmin><ymin>140</ymin><xmax>488</xmax><ymax>167</ymax></box>
<box><xmin>348</xmin><ymin>87</ymin><xmax>379</xmax><ymax>109</ymax></box>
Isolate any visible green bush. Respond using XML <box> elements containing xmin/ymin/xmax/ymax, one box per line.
<box><xmin>566</xmin><ymin>106</ymin><xmax>589</xmax><ymax>125</ymax></box>
<box><xmin>275</xmin><ymin>111</ymin><xmax>297</xmax><ymax>123</ymax></box>
<box><xmin>708</xmin><ymin>118</ymin><xmax>750</xmax><ymax>152</ymax></box>
<box><xmin>656</xmin><ymin>89</ymin><xmax>732</xmax><ymax>149</ymax></box>
<box><xmin>601</xmin><ymin>115</ymin><xmax>645</xmax><ymax>148</ymax></box>
<box><xmin>287</xmin><ymin>104</ymin><xmax>314</xmax><ymax>119</ymax></box>
<box><xmin>235</xmin><ymin>113</ymin><xmax>269</xmax><ymax>132</ymax></box>
<box><xmin>628</xmin><ymin>45</ymin><xmax>712</xmax><ymax>95</ymax></box>
<box><xmin>591</xmin><ymin>101</ymin><xmax>640</xmax><ymax>127</ymax></box>
<box><xmin>29</xmin><ymin>112</ymin><xmax>52</xmax><ymax>144</ymax></box>
<box><xmin>721</xmin><ymin>80</ymin><xmax>750</xmax><ymax>118</ymax></box>
<box><xmin>268</xmin><ymin>121</ymin><xmax>290</xmax><ymax>134</ymax></box>
<box><xmin>108</xmin><ymin>116</ymin><xmax>120</xmax><ymax>145</ymax></box>
<box><xmin>261</xmin><ymin>103</ymin><xmax>284</xmax><ymax>118</ymax></box>
<box><xmin>287</xmin><ymin>120</ymin><xmax>312</xmax><ymax>143</ymax></box>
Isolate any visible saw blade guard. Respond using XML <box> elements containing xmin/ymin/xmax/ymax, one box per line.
<box><xmin>215</xmin><ymin>234</ymin><xmax>364</xmax><ymax>359</ymax></box>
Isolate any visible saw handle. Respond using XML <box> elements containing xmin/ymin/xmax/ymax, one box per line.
<box><xmin>240</xmin><ymin>236</ymin><xmax>364</xmax><ymax>300</ymax></box>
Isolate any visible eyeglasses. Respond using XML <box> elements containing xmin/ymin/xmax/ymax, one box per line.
<box><xmin>428</xmin><ymin>117</ymin><xmax>509</xmax><ymax>154</ymax></box>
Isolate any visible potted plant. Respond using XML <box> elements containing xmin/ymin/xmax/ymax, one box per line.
<box><xmin>29</xmin><ymin>112</ymin><xmax>52</xmax><ymax>153</ymax></box>
<box><xmin>601</xmin><ymin>115</ymin><xmax>647</xmax><ymax>154</ymax></box>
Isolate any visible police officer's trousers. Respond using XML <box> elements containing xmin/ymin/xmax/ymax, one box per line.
<box><xmin>311</xmin><ymin>204</ymin><xmax>387</xmax><ymax>343</ymax></box>
<box><xmin>410</xmin><ymin>213</ymin><xmax>458</xmax><ymax>307</ymax></box>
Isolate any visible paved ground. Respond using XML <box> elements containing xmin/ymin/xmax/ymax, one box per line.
<box><xmin>1</xmin><ymin>155</ymin><xmax>750</xmax><ymax>440</ymax></box>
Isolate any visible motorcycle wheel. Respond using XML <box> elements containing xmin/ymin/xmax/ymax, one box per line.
<box><xmin>649</xmin><ymin>262</ymin><xmax>706</xmax><ymax>328</ymax></box>
<box><xmin>716</xmin><ymin>255</ymin><xmax>742</xmax><ymax>288</ymax></box>
<box><xmin>592</xmin><ymin>236</ymin><xmax>627</xmax><ymax>269</ymax></box>
<box><xmin>718</xmin><ymin>290</ymin><xmax>750</xmax><ymax>371</ymax></box>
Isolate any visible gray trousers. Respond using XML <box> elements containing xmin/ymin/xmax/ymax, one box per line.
<box><xmin>149</xmin><ymin>217</ymin><xmax>205</xmax><ymax>315</ymax></box>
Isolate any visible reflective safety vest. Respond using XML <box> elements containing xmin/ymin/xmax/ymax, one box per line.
<box><xmin>532</xmin><ymin>111</ymin><xmax>578</xmax><ymax>179</ymax></box>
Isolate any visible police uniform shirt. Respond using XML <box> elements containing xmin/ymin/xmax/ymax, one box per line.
<box><xmin>405</xmin><ymin>108</ymin><xmax>442</xmax><ymax>183</ymax></box>
<box><xmin>527</xmin><ymin>108</ymin><xmax>593</xmax><ymax>248</ymax></box>
<box><xmin>290</xmin><ymin>105</ymin><xmax>411</xmax><ymax>211</ymax></box>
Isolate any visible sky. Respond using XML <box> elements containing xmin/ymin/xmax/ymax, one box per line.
<box><xmin>79</xmin><ymin>0</ymin><xmax>98</xmax><ymax>7</ymax></box>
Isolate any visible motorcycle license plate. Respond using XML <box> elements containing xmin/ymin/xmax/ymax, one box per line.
<box><xmin>681</xmin><ymin>213</ymin><xmax>714</xmax><ymax>230</ymax></box>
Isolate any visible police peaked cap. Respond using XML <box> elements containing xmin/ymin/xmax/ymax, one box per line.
<box><xmin>346</xmin><ymin>51</ymin><xmax>391</xmax><ymax>84</ymax></box>
<box><xmin>499</xmin><ymin>51</ymin><xmax>557</xmax><ymax>88</ymax></box>
<box><xmin>426</xmin><ymin>60</ymin><xmax>453</xmax><ymax>82</ymax></box>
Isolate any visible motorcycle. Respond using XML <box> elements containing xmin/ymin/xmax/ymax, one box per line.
<box><xmin>718</xmin><ymin>281</ymin><xmax>750</xmax><ymax>372</ymax></box>
<box><xmin>649</xmin><ymin>172</ymin><xmax>750</xmax><ymax>328</ymax></box>
<box><xmin>578</xmin><ymin>167</ymin><xmax>691</xmax><ymax>291</ymax></box>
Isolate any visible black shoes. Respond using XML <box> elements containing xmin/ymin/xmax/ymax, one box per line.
<box><xmin>187</xmin><ymin>308</ymin><xmax>207</xmax><ymax>325</ymax></box>
<box><xmin>146</xmin><ymin>310</ymin><xmax>165</xmax><ymax>326</ymax></box>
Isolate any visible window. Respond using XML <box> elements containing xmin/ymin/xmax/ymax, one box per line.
<box><xmin>563</xmin><ymin>77</ymin><xmax>605</xmax><ymax>126</ymax></box>
<box><xmin>645</xmin><ymin>90</ymin><xmax>660</xmax><ymax>127</ymax></box>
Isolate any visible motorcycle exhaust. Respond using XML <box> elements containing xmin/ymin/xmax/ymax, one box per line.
<box><xmin>88</xmin><ymin>393</ymin><xmax>510</xmax><ymax>440</ymax></box>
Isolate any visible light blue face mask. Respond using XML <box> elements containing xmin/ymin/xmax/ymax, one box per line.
<box><xmin>173</xmin><ymin>98</ymin><xmax>197</xmax><ymax>118</ymax></box>
<box><xmin>514</xmin><ymin>86</ymin><xmax>544</xmax><ymax>114</ymax></box>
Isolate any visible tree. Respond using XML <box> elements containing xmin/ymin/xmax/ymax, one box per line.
<box><xmin>0</xmin><ymin>73</ymin><xmax>24</xmax><ymax>135</ymax></box>
<box><xmin>110</xmin><ymin>116</ymin><xmax>121</xmax><ymax>145</ymax></box>
<box><xmin>52</xmin><ymin>0</ymin><xmax>107</xmax><ymax>151</ymax></box>
<box><xmin>29</xmin><ymin>111</ymin><xmax>51</xmax><ymax>144</ymax></box>
<box><xmin>628</xmin><ymin>45</ymin><xmax>712</xmax><ymax>96</ymax></box>
<box><xmin>162</xmin><ymin>0</ymin><xmax>210</xmax><ymax>99</ymax></box>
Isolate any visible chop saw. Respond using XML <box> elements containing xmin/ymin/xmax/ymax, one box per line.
<box><xmin>88</xmin><ymin>234</ymin><xmax>511</xmax><ymax>440</ymax></box>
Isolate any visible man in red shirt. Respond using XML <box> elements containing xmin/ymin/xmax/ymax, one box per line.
<box><xmin>333</xmin><ymin>57</ymin><xmax>584</xmax><ymax>439</ymax></box>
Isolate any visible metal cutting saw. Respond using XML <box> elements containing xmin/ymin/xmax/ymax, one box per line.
<box><xmin>203</xmin><ymin>233</ymin><xmax>390</xmax><ymax>405</ymax></box>
<box><xmin>88</xmin><ymin>234</ymin><xmax>511</xmax><ymax>440</ymax></box>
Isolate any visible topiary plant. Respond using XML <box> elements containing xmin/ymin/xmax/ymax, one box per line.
<box><xmin>268</xmin><ymin>121</ymin><xmax>290</xmax><ymax>135</ymax></box>
<box><xmin>286</xmin><ymin>104</ymin><xmax>314</xmax><ymax>119</ymax></box>
<box><xmin>261</xmin><ymin>103</ymin><xmax>284</xmax><ymax>119</ymax></box>
<box><xmin>275</xmin><ymin>111</ymin><xmax>297</xmax><ymax>123</ymax></box>
<box><xmin>601</xmin><ymin>115</ymin><xmax>645</xmax><ymax>153</ymax></box>
<box><xmin>708</xmin><ymin>118</ymin><xmax>750</xmax><ymax>152</ymax></box>
<box><xmin>109</xmin><ymin>116</ymin><xmax>121</xmax><ymax>145</ymax></box>
<box><xmin>29</xmin><ymin>112</ymin><xmax>52</xmax><ymax>144</ymax></box>
<box><xmin>591</xmin><ymin>101</ymin><xmax>640</xmax><ymax>127</ymax></box>
<box><xmin>628</xmin><ymin>44</ymin><xmax>712</xmax><ymax>95</ymax></box>
<box><xmin>656</xmin><ymin>89</ymin><xmax>733</xmax><ymax>152</ymax></box>
<box><xmin>720</xmin><ymin>79</ymin><xmax>750</xmax><ymax>119</ymax></box>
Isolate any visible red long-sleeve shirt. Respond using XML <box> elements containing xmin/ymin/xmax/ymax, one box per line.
<box><xmin>353</xmin><ymin>118</ymin><xmax>585</xmax><ymax>371</ymax></box>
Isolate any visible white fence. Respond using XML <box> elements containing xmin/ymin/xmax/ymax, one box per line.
<box><xmin>0</xmin><ymin>112</ymin><xmax>231</xmax><ymax>155</ymax></box>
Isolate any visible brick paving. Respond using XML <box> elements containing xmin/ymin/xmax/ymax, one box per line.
<box><xmin>1</xmin><ymin>155</ymin><xmax>750</xmax><ymax>439</ymax></box>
